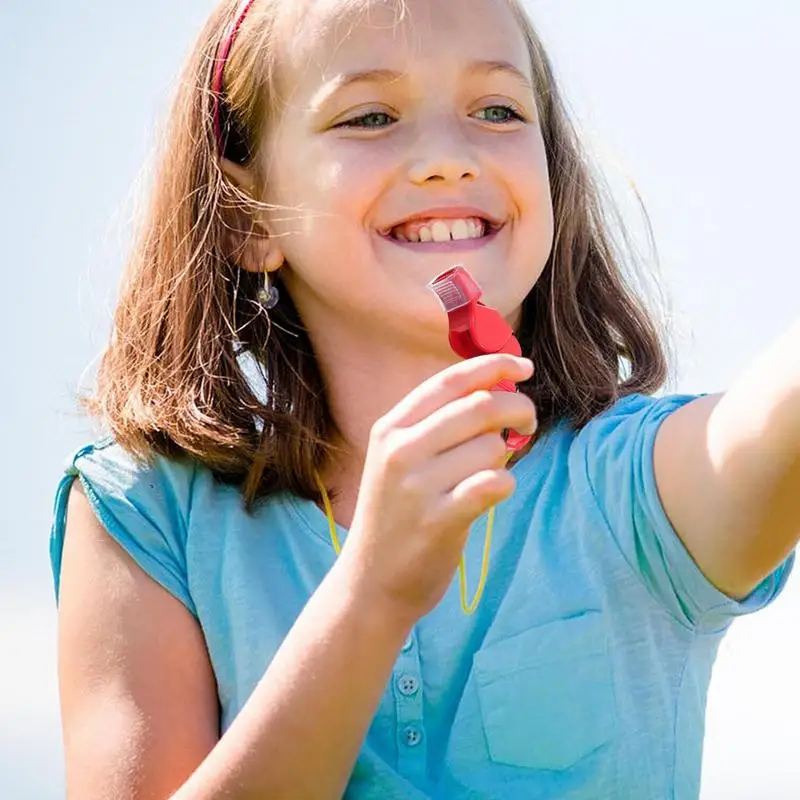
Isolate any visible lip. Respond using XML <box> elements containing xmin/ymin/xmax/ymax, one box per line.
<box><xmin>378</xmin><ymin>206</ymin><xmax>505</xmax><ymax>236</ymax></box>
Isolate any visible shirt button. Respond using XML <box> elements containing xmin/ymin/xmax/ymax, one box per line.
<box><xmin>403</xmin><ymin>725</ymin><xmax>423</xmax><ymax>748</ymax></box>
<box><xmin>397</xmin><ymin>673</ymin><xmax>420</xmax><ymax>696</ymax></box>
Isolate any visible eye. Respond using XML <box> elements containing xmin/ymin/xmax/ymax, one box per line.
<box><xmin>473</xmin><ymin>104</ymin><xmax>527</xmax><ymax>124</ymax></box>
<box><xmin>334</xmin><ymin>111</ymin><xmax>396</xmax><ymax>130</ymax></box>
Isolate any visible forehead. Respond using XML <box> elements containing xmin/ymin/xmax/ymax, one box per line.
<box><xmin>275</xmin><ymin>0</ymin><xmax>532</xmax><ymax>89</ymax></box>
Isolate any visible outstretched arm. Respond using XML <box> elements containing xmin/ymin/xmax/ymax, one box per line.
<box><xmin>654</xmin><ymin>319</ymin><xmax>800</xmax><ymax>599</ymax></box>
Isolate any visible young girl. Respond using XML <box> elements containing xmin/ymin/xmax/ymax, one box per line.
<box><xmin>51</xmin><ymin>0</ymin><xmax>800</xmax><ymax>797</ymax></box>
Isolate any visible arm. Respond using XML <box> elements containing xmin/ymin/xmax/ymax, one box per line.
<box><xmin>59</xmin><ymin>354</ymin><xmax>533</xmax><ymax>799</ymax></box>
<box><xmin>58</xmin><ymin>481</ymin><xmax>220</xmax><ymax>799</ymax></box>
<box><xmin>59</xmin><ymin>482</ymin><xmax>412</xmax><ymax>800</ymax></box>
<box><xmin>654</xmin><ymin>319</ymin><xmax>800</xmax><ymax>599</ymax></box>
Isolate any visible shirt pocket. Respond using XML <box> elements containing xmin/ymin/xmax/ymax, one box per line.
<box><xmin>473</xmin><ymin>610</ymin><xmax>616</xmax><ymax>771</ymax></box>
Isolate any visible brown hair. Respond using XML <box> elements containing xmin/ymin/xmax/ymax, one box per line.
<box><xmin>83</xmin><ymin>0</ymin><xmax>672</xmax><ymax>508</ymax></box>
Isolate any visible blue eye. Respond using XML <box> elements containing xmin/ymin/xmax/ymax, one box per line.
<box><xmin>336</xmin><ymin>111</ymin><xmax>395</xmax><ymax>129</ymax></box>
<box><xmin>474</xmin><ymin>104</ymin><xmax>526</xmax><ymax>124</ymax></box>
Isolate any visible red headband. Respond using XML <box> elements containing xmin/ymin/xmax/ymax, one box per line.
<box><xmin>212</xmin><ymin>0</ymin><xmax>257</xmax><ymax>156</ymax></box>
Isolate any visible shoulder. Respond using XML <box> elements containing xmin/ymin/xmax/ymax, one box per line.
<box><xmin>65</xmin><ymin>436</ymin><xmax>198</xmax><ymax>487</ymax></box>
<box><xmin>512</xmin><ymin>392</ymin><xmax>706</xmax><ymax>505</ymax></box>
<box><xmin>65</xmin><ymin>436</ymin><xmax>198</xmax><ymax>506</ymax></box>
<box><xmin>558</xmin><ymin>392</ymin><xmax>704</xmax><ymax>496</ymax></box>
<box><xmin>570</xmin><ymin>392</ymin><xmax>705</xmax><ymax>453</ymax></box>
<box><xmin>53</xmin><ymin>437</ymin><xmax>209</xmax><ymax>615</ymax></box>
<box><xmin>583</xmin><ymin>391</ymin><xmax>703</xmax><ymax>428</ymax></box>
<box><xmin>519</xmin><ymin>393</ymin><xmax>703</xmax><ymax>470</ymax></box>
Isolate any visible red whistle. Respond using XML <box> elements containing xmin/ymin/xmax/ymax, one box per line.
<box><xmin>429</xmin><ymin>266</ymin><xmax>531</xmax><ymax>452</ymax></box>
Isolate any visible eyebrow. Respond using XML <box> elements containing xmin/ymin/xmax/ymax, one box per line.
<box><xmin>466</xmin><ymin>59</ymin><xmax>534</xmax><ymax>92</ymax></box>
<box><xmin>311</xmin><ymin>59</ymin><xmax>534</xmax><ymax>107</ymax></box>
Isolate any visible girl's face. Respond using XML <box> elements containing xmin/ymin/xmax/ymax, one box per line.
<box><xmin>259</xmin><ymin>0</ymin><xmax>554</xmax><ymax>347</ymax></box>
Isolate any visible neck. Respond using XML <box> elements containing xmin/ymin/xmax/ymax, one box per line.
<box><xmin>309</xmin><ymin>326</ymin><xmax>459</xmax><ymax>526</ymax></box>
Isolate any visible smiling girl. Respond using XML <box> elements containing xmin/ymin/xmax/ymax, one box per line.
<box><xmin>51</xmin><ymin>0</ymin><xmax>799</xmax><ymax>798</ymax></box>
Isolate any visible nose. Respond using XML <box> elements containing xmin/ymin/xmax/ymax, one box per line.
<box><xmin>406</xmin><ymin>119</ymin><xmax>481</xmax><ymax>185</ymax></box>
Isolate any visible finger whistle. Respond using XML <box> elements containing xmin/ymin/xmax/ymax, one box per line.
<box><xmin>429</xmin><ymin>266</ymin><xmax>531</xmax><ymax>452</ymax></box>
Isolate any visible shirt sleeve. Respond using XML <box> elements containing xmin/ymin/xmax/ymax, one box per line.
<box><xmin>50</xmin><ymin>438</ymin><xmax>197</xmax><ymax>616</ymax></box>
<box><xmin>570</xmin><ymin>393</ymin><xmax>794</xmax><ymax>631</ymax></box>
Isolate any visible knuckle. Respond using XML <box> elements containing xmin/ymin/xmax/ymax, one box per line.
<box><xmin>487</xmin><ymin>470</ymin><xmax>516</xmax><ymax>501</ymax></box>
<box><xmin>483</xmin><ymin>433</ymin><xmax>508</xmax><ymax>464</ymax></box>
<box><xmin>463</xmin><ymin>480</ymin><xmax>503</xmax><ymax>517</ymax></box>
<box><xmin>468</xmin><ymin>389</ymin><xmax>496</xmax><ymax>415</ymax></box>
<box><xmin>370</xmin><ymin>416</ymin><xmax>392</xmax><ymax>444</ymax></box>
<box><xmin>511</xmin><ymin>392</ymin><xmax>536</xmax><ymax>421</ymax></box>
<box><xmin>466</xmin><ymin>467</ymin><xmax>515</xmax><ymax>507</ymax></box>
<box><xmin>399</xmin><ymin>473</ymin><xmax>427</xmax><ymax>502</ymax></box>
<box><xmin>441</xmin><ymin>368</ymin><xmax>470</xmax><ymax>395</ymax></box>
<box><xmin>521</xmin><ymin>394</ymin><xmax>537</xmax><ymax>416</ymax></box>
<box><xmin>526</xmin><ymin>399</ymin><xmax>539</xmax><ymax>432</ymax></box>
<box><xmin>383</xmin><ymin>433</ymin><xmax>415</xmax><ymax>472</ymax></box>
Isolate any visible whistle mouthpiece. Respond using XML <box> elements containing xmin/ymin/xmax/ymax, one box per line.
<box><xmin>428</xmin><ymin>266</ymin><xmax>482</xmax><ymax>312</ymax></box>
<box><xmin>428</xmin><ymin>263</ymin><xmax>517</xmax><ymax>359</ymax></box>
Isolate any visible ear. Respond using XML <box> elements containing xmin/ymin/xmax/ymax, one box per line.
<box><xmin>220</xmin><ymin>158</ymin><xmax>285</xmax><ymax>275</ymax></box>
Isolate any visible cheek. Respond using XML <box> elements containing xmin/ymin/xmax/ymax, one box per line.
<box><xmin>267</xmin><ymin>153</ymin><xmax>381</xmax><ymax>269</ymax></box>
<box><xmin>498</xmin><ymin>134</ymin><xmax>555</xmax><ymax>281</ymax></box>
<box><xmin>508</xmin><ymin>135</ymin><xmax>554</xmax><ymax>247</ymax></box>
<box><xmin>505</xmin><ymin>131</ymin><xmax>551</xmax><ymax>207</ymax></box>
<box><xmin>280</xmin><ymin>161</ymin><xmax>384</xmax><ymax>252</ymax></box>
<box><xmin>315</xmin><ymin>161</ymin><xmax>376</xmax><ymax>218</ymax></box>
<box><xmin>314</xmin><ymin>160</ymin><xmax>344</xmax><ymax>195</ymax></box>
<box><xmin>316</xmin><ymin>141</ymin><xmax>394</xmax><ymax>215</ymax></box>
<box><xmin>280</xmin><ymin>135</ymin><xmax>388</xmax><ymax>200</ymax></box>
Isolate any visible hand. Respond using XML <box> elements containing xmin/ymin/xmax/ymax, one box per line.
<box><xmin>338</xmin><ymin>354</ymin><xmax>537</xmax><ymax>625</ymax></box>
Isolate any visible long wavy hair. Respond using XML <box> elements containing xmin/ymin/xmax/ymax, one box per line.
<box><xmin>83</xmin><ymin>0</ymin><xmax>672</xmax><ymax>508</ymax></box>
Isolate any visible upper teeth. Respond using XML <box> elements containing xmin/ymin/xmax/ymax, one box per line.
<box><xmin>391</xmin><ymin>217</ymin><xmax>488</xmax><ymax>243</ymax></box>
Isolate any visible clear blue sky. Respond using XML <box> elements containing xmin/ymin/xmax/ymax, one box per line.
<box><xmin>1</xmin><ymin>1</ymin><xmax>798</xmax><ymax>796</ymax></box>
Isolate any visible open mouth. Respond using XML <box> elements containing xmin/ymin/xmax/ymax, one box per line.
<box><xmin>379</xmin><ymin>216</ymin><xmax>503</xmax><ymax>244</ymax></box>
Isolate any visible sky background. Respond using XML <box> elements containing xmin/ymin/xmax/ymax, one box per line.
<box><xmin>1</xmin><ymin>1</ymin><xmax>799</xmax><ymax>797</ymax></box>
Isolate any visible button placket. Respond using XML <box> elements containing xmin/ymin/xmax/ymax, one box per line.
<box><xmin>394</xmin><ymin>631</ymin><xmax>426</xmax><ymax>781</ymax></box>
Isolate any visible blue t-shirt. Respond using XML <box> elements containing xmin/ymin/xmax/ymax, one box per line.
<box><xmin>50</xmin><ymin>393</ymin><xmax>793</xmax><ymax>799</ymax></box>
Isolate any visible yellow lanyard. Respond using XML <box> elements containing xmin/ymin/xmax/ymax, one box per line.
<box><xmin>313</xmin><ymin>452</ymin><xmax>513</xmax><ymax>616</ymax></box>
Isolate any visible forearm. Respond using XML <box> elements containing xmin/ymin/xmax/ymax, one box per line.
<box><xmin>174</xmin><ymin>556</ymin><xmax>413</xmax><ymax>800</ymax></box>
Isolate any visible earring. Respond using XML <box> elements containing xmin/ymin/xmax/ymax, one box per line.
<box><xmin>257</xmin><ymin>271</ymin><xmax>280</xmax><ymax>310</ymax></box>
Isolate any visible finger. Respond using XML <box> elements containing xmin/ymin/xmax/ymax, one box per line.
<box><xmin>384</xmin><ymin>354</ymin><xmax>533</xmax><ymax>430</ymax></box>
<box><xmin>410</xmin><ymin>390</ymin><xmax>537</xmax><ymax>457</ymax></box>
<box><xmin>438</xmin><ymin>468</ymin><xmax>517</xmax><ymax>531</ymax></box>
<box><xmin>417</xmin><ymin>432</ymin><xmax>510</xmax><ymax>495</ymax></box>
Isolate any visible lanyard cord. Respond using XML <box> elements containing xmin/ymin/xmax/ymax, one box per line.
<box><xmin>313</xmin><ymin>452</ymin><xmax>513</xmax><ymax>616</ymax></box>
